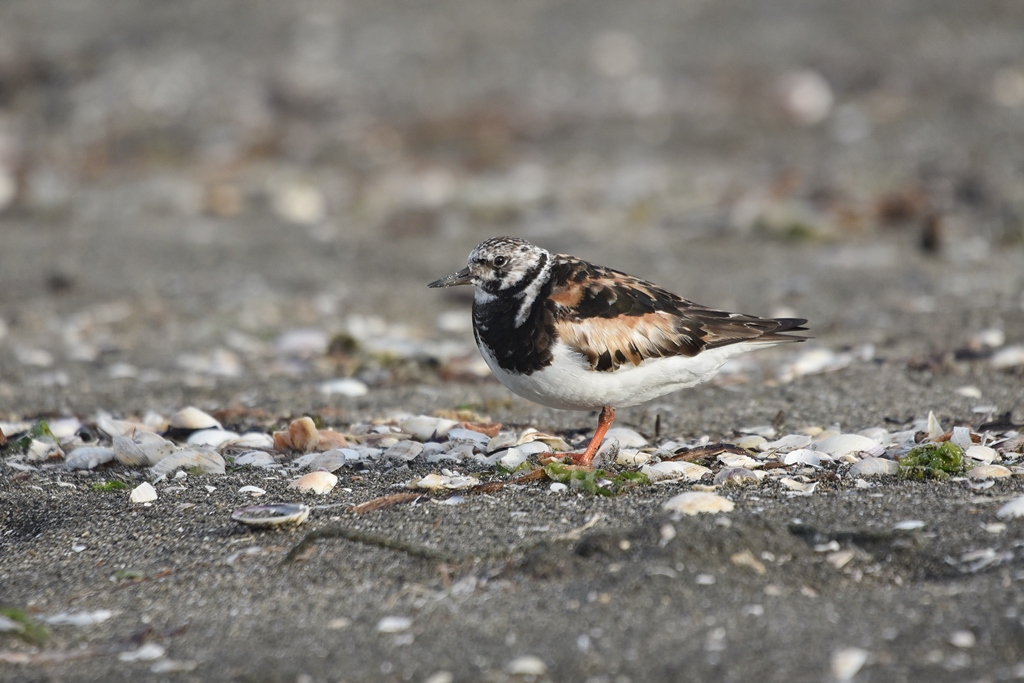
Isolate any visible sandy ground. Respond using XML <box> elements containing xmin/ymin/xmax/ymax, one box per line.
<box><xmin>3</xmin><ymin>1</ymin><xmax>1024</xmax><ymax>681</ymax></box>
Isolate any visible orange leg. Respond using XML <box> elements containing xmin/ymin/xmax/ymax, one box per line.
<box><xmin>569</xmin><ymin>406</ymin><xmax>616</xmax><ymax>467</ymax></box>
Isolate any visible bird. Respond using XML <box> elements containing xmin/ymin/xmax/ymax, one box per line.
<box><xmin>428</xmin><ymin>236</ymin><xmax>807</xmax><ymax>467</ymax></box>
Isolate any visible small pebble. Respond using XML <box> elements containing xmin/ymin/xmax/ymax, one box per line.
<box><xmin>663</xmin><ymin>491</ymin><xmax>734</xmax><ymax>516</ymax></box>
<box><xmin>505</xmin><ymin>655</ymin><xmax>547</xmax><ymax>676</ymax></box>
<box><xmin>288</xmin><ymin>471</ymin><xmax>338</xmax><ymax>494</ymax></box>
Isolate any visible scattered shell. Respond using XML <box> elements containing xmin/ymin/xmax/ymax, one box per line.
<box><xmin>517</xmin><ymin>440</ymin><xmax>553</xmax><ymax>456</ymax></box>
<box><xmin>225</xmin><ymin>432</ymin><xmax>276</xmax><ymax>451</ymax></box>
<box><xmin>848</xmin><ymin>457</ymin><xmax>898</xmax><ymax>477</ymax></box>
<box><xmin>995</xmin><ymin>496</ymin><xmax>1024</xmax><ymax>520</ymax></box>
<box><xmin>991</xmin><ymin>345</ymin><xmax>1024</xmax><ymax>370</ymax></box>
<box><xmin>964</xmin><ymin>445</ymin><xmax>998</xmax><ymax>465</ymax></box>
<box><xmin>150</xmin><ymin>449</ymin><xmax>226</xmax><ymax>479</ymax></box>
<box><xmin>129</xmin><ymin>482</ymin><xmax>158</xmax><ymax>503</ymax></box>
<box><xmin>498</xmin><ymin>448</ymin><xmax>528</xmax><ymax>470</ymax></box>
<box><xmin>718</xmin><ymin>453</ymin><xmax>761</xmax><ymax>469</ymax></box>
<box><xmin>448</xmin><ymin>428</ymin><xmax>491</xmax><ymax>446</ymax></box>
<box><xmin>169</xmin><ymin>407</ymin><xmax>221</xmax><ymax>431</ymax></box>
<box><xmin>26</xmin><ymin>439</ymin><xmax>63</xmax><ymax>461</ymax></box>
<box><xmin>384</xmin><ymin>440</ymin><xmax>424</xmax><ymax>462</ymax></box>
<box><xmin>603</xmin><ymin>428</ymin><xmax>647</xmax><ymax>448</ymax></box>
<box><xmin>399</xmin><ymin>416</ymin><xmax>458</xmax><ymax>441</ymax></box>
<box><xmin>783</xmin><ymin>449</ymin><xmax>822</xmax><ymax>467</ymax></box>
<box><xmin>516</xmin><ymin>430</ymin><xmax>571</xmax><ymax>452</ymax></box>
<box><xmin>319</xmin><ymin>378</ymin><xmax>369</xmax><ymax>397</ymax></box>
<box><xmin>307</xmin><ymin>450</ymin><xmax>354</xmax><ymax>472</ymax></box>
<box><xmin>232</xmin><ymin>503</ymin><xmax>311</xmax><ymax>527</ymax></box>
<box><xmin>926</xmin><ymin>411</ymin><xmax>944</xmax><ymax>439</ymax></box>
<box><xmin>42</xmin><ymin>609</ymin><xmax>114</xmax><ymax>626</ymax></box>
<box><xmin>187</xmin><ymin>428</ymin><xmax>240</xmax><ymax>448</ymax></box>
<box><xmin>831</xmin><ymin>647</ymin><xmax>869</xmax><ymax>681</ymax></box>
<box><xmin>376</xmin><ymin>616</ymin><xmax>412</xmax><ymax>633</ymax></box>
<box><xmin>950</xmin><ymin>426</ymin><xmax>974</xmax><ymax>450</ymax></box>
<box><xmin>113</xmin><ymin>432</ymin><xmax>176</xmax><ymax>467</ymax></box>
<box><xmin>505</xmin><ymin>655</ymin><xmax>547</xmax><ymax>676</ymax></box>
<box><xmin>714</xmin><ymin>467</ymin><xmax>760</xmax><ymax>486</ymax></box>
<box><xmin>238</xmin><ymin>485</ymin><xmax>266</xmax><ymax>496</ymax></box>
<box><xmin>967</xmin><ymin>465</ymin><xmax>1012</xmax><ymax>479</ymax></box>
<box><xmin>288</xmin><ymin>417</ymin><xmax>319</xmax><ymax>453</ymax></box>
<box><xmin>813</xmin><ymin>434</ymin><xmax>878</xmax><ymax>457</ymax></box>
<box><xmin>233</xmin><ymin>451</ymin><xmax>278</xmax><ymax>468</ymax></box>
<box><xmin>733</xmin><ymin>435</ymin><xmax>767</xmax><ymax>451</ymax></box>
<box><xmin>64</xmin><ymin>447</ymin><xmax>116</xmax><ymax>470</ymax></box>
<box><xmin>663</xmin><ymin>491</ymin><xmax>735</xmax><ymax>516</ymax></box>
<box><xmin>956</xmin><ymin>385</ymin><xmax>983</xmax><ymax>399</ymax></box>
<box><xmin>288</xmin><ymin>471</ymin><xmax>338</xmax><ymax>494</ymax></box>
<box><xmin>316</xmin><ymin>429</ymin><xmax>349</xmax><ymax>451</ymax></box>
<box><xmin>640</xmin><ymin>461</ymin><xmax>711</xmax><ymax>483</ymax></box>
<box><xmin>412</xmin><ymin>473</ymin><xmax>480</xmax><ymax>491</ymax></box>
<box><xmin>893</xmin><ymin>519</ymin><xmax>925</xmax><ymax>530</ymax></box>
<box><xmin>118</xmin><ymin>643</ymin><xmax>166</xmax><ymax>662</ymax></box>
<box><xmin>778</xmin><ymin>477</ymin><xmax>817</xmax><ymax>493</ymax></box>
<box><xmin>760</xmin><ymin>434</ymin><xmax>812</xmax><ymax>452</ymax></box>
<box><xmin>616</xmin><ymin>449</ymin><xmax>651</xmax><ymax>466</ymax></box>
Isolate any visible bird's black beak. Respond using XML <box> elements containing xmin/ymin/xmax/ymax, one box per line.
<box><xmin>428</xmin><ymin>267</ymin><xmax>473</xmax><ymax>288</ymax></box>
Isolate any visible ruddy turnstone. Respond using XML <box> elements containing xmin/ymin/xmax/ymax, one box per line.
<box><xmin>429</xmin><ymin>237</ymin><xmax>807</xmax><ymax>466</ymax></box>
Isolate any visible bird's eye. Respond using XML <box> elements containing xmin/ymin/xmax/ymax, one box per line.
<box><xmin>492</xmin><ymin>255</ymin><xmax>508</xmax><ymax>267</ymax></box>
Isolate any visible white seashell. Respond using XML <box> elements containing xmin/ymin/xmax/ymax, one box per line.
<box><xmin>517</xmin><ymin>440</ymin><xmax>552</xmax><ymax>456</ymax></box>
<box><xmin>967</xmin><ymin>465</ymin><xmax>1012</xmax><ymax>479</ymax></box>
<box><xmin>187</xmin><ymin>428</ymin><xmax>240</xmax><ymax>448</ymax></box>
<box><xmin>318</xmin><ymin>378</ymin><xmax>369</xmax><ymax>397</ymax></box>
<box><xmin>288</xmin><ymin>471</ymin><xmax>338</xmax><ymax>494</ymax></box>
<box><xmin>926</xmin><ymin>411</ymin><xmax>944</xmax><ymax>439</ymax></box>
<box><xmin>956</xmin><ymin>385</ymin><xmax>983</xmax><ymax>399</ymax></box>
<box><xmin>950</xmin><ymin>426</ymin><xmax>973</xmax><ymax>450</ymax></box>
<box><xmin>129</xmin><ymin>482</ymin><xmax>158</xmax><ymax>503</ymax></box>
<box><xmin>717</xmin><ymin>453</ymin><xmax>761</xmax><ymax>469</ymax></box>
<box><xmin>505</xmin><ymin>656</ymin><xmax>547</xmax><ymax>676</ymax></box>
<box><xmin>169</xmin><ymin>407</ymin><xmax>221</xmax><ymax>431</ymax></box>
<box><xmin>858</xmin><ymin>427</ymin><xmax>890</xmax><ymax>442</ymax></box>
<box><xmin>233</xmin><ymin>451</ymin><xmax>277</xmax><ymax>468</ymax></box>
<box><xmin>95</xmin><ymin>414</ymin><xmax>154</xmax><ymax>439</ymax></box>
<box><xmin>662</xmin><ymin>491</ymin><xmax>735</xmax><ymax>516</ymax></box>
<box><xmin>399</xmin><ymin>416</ymin><xmax>458</xmax><ymax>441</ymax></box>
<box><xmin>516</xmin><ymin>430</ymin><xmax>572</xmax><ymax>451</ymax></box>
<box><xmin>640</xmin><ymin>461</ymin><xmax>711</xmax><ymax>483</ymax></box>
<box><xmin>376</xmin><ymin>616</ymin><xmax>412</xmax><ymax>633</ymax></box>
<box><xmin>778</xmin><ymin>477</ymin><xmax>817</xmax><ymax>493</ymax></box>
<box><xmin>848</xmin><ymin>457</ymin><xmax>898</xmax><ymax>477</ymax></box>
<box><xmin>714</xmin><ymin>467</ymin><xmax>760</xmax><ymax>486</ymax></box>
<box><xmin>113</xmin><ymin>432</ymin><xmax>176</xmax><ymax>467</ymax></box>
<box><xmin>603</xmin><ymin>428</ymin><xmax>648</xmax><ymax>448</ymax></box>
<box><xmin>831</xmin><ymin>647</ymin><xmax>869</xmax><ymax>681</ymax></box>
<box><xmin>384</xmin><ymin>440</ymin><xmax>424</xmax><ymax>462</ymax></box>
<box><xmin>964</xmin><ymin>445</ymin><xmax>998</xmax><ymax>465</ymax></box>
<box><xmin>413</xmin><ymin>473</ymin><xmax>480</xmax><ymax>491</ymax></box>
<box><xmin>486</xmin><ymin>432</ymin><xmax>519</xmax><ymax>451</ymax></box>
<box><xmin>222</xmin><ymin>432</ymin><xmax>276</xmax><ymax>451</ymax></box>
<box><xmin>893</xmin><ymin>519</ymin><xmax>925</xmax><ymax>530</ymax></box>
<box><xmin>739</xmin><ymin>425</ymin><xmax>776</xmax><ymax>438</ymax></box>
<box><xmin>307</xmin><ymin>450</ymin><xmax>351</xmax><ymax>472</ymax></box>
<box><xmin>118</xmin><ymin>643</ymin><xmax>166</xmax><ymax>663</ymax></box>
<box><xmin>997</xmin><ymin>495</ymin><xmax>1024</xmax><ymax>519</ymax></box>
<box><xmin>26</xmin><ymin>439</ymin><xmax>63</xmax><ymax>462</ymax></box>
<box><xmin>759</xmin><ymin>434</ymin><xmax>812</xmax><ymax>452</ymax></box>
<box><xmin>232</xmin><ymin>503</ymin><xmax>310</xmax><ymax>527</ymax></box>
<box><xmin>47</xmin><ymin>418</ymin><xmax>83</xmax><ymax>440</ymax></box>
<box><xmin>991</xmin><ymin>344</ymin><xmax>1024</xmax><ymax>370</ymax></box>
<box><xmin>813</xmin><ymin>434</ymin><xmax>878</xmax><ymax>457</ymax></box>
<box><xmin>238</xmin><ymin>485</ymin><xmax>266</xmax><ymax>496</ymax></box>
<box><xmin>616</xmin><ymin>449</ymin><xmax>651</xmax><ymax>466</ymax></box>
<box><xmin>733</xmin><ymin>435</ymin><xmax>767</xmax><ymax>451</ymax></box>
<box><xmin>497</xmin><ymin>448</ymin><xmax>528</xmax><ymax>470</ymax></box>
<box><xmin>549</xmin><ymin>482</ymin><xmax>568</xmax><ymax>493</ymax></box>
<box><xmin>64</xmin><ymin>447</ymin><xmax>116</xmax><ymax>470</ymax></box>
<box><xmin>783</xmin><ymin>449</ymin><xmax>822</xmax><ymax>466</ymax></box>
<box><xmin>42</xmin><ymin>609</ymin><xmax>114</xmax><ymax>626</ymax></box>
<box><xmin>149</xmin><ymin>449</ymin><xmax>226</xmax><ymax>479</ymax></box>
<box><xmin>447</xmin><ymin>428</ymin><xmax>491</xmax><ymax>446</ymax></box>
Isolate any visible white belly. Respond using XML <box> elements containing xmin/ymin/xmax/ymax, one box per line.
<box><xmin>479</xmin><ymin>340</ymin><xmax>767</xmax><ymax>411</ymax></box>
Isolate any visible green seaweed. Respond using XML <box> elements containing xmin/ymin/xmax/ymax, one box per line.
<box><xmin>898</xmin><ymin>441</ymin><xmax>965</xmax><ymax>480</ymax></box>
<box><xmin>0</xmin><ymin>608</ymin><xmax>49</xmax><ymax>645</ymax></box>
<box><xmin>111</xmin><ymin>569</ymin><xmax>144</xmax><ymax>582</ymax></box>
<box><xmin>542</xmin><ymin>464</ymin><xmax>649</xmax><ymax>496</ymax></box>
<box><xmin>92</xmin><ymin>480</ymin><xmax>129</xmax><ymax>492</ymax></box>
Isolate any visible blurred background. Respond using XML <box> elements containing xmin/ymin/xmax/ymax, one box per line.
<box><xmin>1</xmin><ymin>0</ymin><xmax>1022</xmax><ymax>417</ymax></box>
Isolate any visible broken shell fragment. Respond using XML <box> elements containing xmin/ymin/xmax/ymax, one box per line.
<box><xmin>149</xmin><ymin>449</ymin><xmax>226</xmax><ymax>480</ymax></box>
<box><xmin>848</xmin><ymin>457</ymin><xmax>898</xmax><ymax>477</ymax></box>
<box><xmin>232</xmin><ymin>503</ymin><xmax>311</xmax><ymax>527</ymax></box>
<box><xmin>169</xmin><ymin>407</ymin><xmax>222</xmax><ymax>431</ymax></box>
<box><xmin>288</xmin><ymin>417</ymin><xmax>320</xmax><ymax>453</ymax></box>
<box><xmin>964</xmin><ymin>445</ymin><xmax>998</xmax><ymax>465</ymax></box>
<box><xmin>288</xmin><ymin>471</ymin><xmax>338</xmax><ymax>494</ymax></box>
<box><xmin>384</xmin><ymin>440</ymin><xmax>424</xmax><ymax>462</ymax></box>
<box><xmin>967</xmin><ymin>464</ymin><xmax>1012</xmax><ymax>479</ymax></box>
<box><xmin>662</xmin><ymin>491</ymin><xmax>735</xmax><ymax>516</ymax></box>
<box><xmin>714</xmin><ymin>467</ymin><xmax>760</xmax><ymax>486</ymax></box>
<box><xmin>399</xmin><ymin>416</ymin><xmax>458</xmax><ymax>441</ymax></box>
<box><xmin>129</xmin><ymin>482</ymin><xmax>158</xmax><ymax>503</ymax></box>
<box><xmin>412</xmin><ymin>473</ymin><xmax>480</xmax><ymax>491</ymax></box>
<box><xmin>113</xmin><ymin>432</ymin><xmax>176</xmax><ymax>467</ymax></box>
<box><xmin>640</xmin><ymin>461</ymin><xmax>711</xmax><ymax>483</ymax></box>
<box><xmin>187</xmin><ymin>428</ymin><xmax>240</xmax><ymax>449</ymax></box>
<box><xmin>814</xmin><ymin>434</ymin><xmax>878</xmax><ymax>458</ymax></box>
<box><xmin>64</xmin><ymin>447</ymin><xmax>116</xmax><ymax>470</ymax></box>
